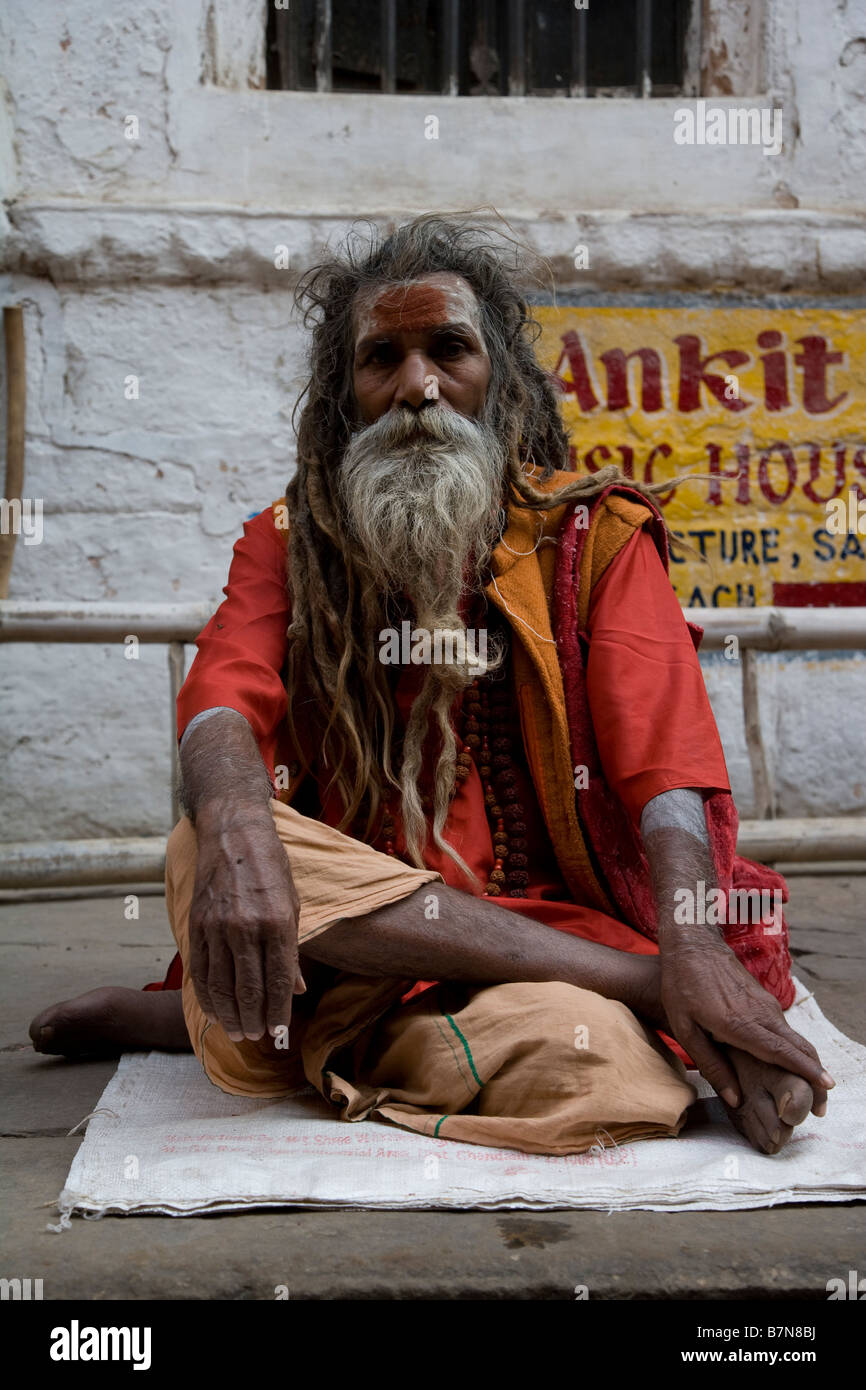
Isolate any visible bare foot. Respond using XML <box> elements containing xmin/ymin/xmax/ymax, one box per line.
<box><xmin>29</xmin><ymin>986</ymin><xmax>191</xmax><ymax>1058</ymax></box>
<box><xmin>626</xmin><ymin>964</ymin><xmax>823</xmax><ymax>1155</ymax></box>
<box><xmin>722</xmin><ymin>1045</ymin><xmax>819</xmax><ymax>1155</ymax></box>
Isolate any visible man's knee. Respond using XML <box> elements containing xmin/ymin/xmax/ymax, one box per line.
<box><xmin>166</xmin><ymin>815</ymin><xmax>195</xmax><ymax>867</ymax></box>
<box><xmin>481</xmin><ymin>980</ymin><xmax>649</xmax><ymax>1065</ymax></box>
<box><xmin>471</xmin><ymin>981</ymin><xmax>690</xmax><ymax>1126</ymax></box>
<box><xmin>164</xmin><ymin>816</ymin><xmax>198</xmax><ymax>928</ymax></box>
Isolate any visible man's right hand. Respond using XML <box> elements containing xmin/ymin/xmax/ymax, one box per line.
<box><xmin>188</xmin><ymin>802</ymin><xmax>305</xmax><ymax>1043</ymax></box>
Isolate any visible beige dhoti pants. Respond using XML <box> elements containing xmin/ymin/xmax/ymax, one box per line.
<box><xmin>165</xmin><ymin>800</ymin><xmax>695</xmax><ymax>1156</ymax></box>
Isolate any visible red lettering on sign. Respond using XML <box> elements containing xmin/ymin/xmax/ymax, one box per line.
<box><xmin>758</xmin><ymin>442</ymin><xmax>797</xmax><ymax>505</ymax></box>
<box><xmin>553</xmin><ymin>329</ymin><xmax>849</xmax><ymax>417</ymax></box>
<box><xmin>757</xmin><ymin>330</ymin><xmax>792</xmax><ymax>411</ymax></box>
<box><xmin>553</xmin><ymin>331</ymin><xmax>600</xmax><ymax>412</ymax></box>
<box><xmin>802</xmin><ymin>443</ymin><xmax>847</xmax><ymax>504</ymax></box>
<box><xmin>793</xmin><ymin>336</ymin><xmax>847</xmax><ymax>414</ymax></box>
<box><xmin>599</xmin><ymin>347</ymin><xmax>663</xmax><ymax>412</ymax></box>
<box><xmin>674</xmin><ymin>335</ymin><xmax>752</xmax><ymax>413</ymax></box>
<box><xmin>706</xmin><ymin>442</ymin><xmax>752</xmax><ymax>506</ymax></box>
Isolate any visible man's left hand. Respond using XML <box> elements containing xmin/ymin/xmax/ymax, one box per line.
<box><xmin>659</xmin><ymin>931</ymin><xmax>833</xmax><ymax>1111</ymax></box>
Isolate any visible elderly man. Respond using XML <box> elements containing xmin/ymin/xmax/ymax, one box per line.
<box><xmin>32</xmin><ymin>216</ymin><xmax>833</xmax><ymax>1156</ymax></box>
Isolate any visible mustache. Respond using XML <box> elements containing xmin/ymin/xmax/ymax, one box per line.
<box><xmin>336</xmin><ymin>401</ymin><xmax>506</xmax><ymax>599</ymax></box>
<box><xmin>350</xmin><ymin>404</ymin><xmax>490</xmax><ymax>451</ymax></box>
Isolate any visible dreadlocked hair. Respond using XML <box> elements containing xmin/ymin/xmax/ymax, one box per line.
<box><xmin>284</xmin><ymin>212</ymin><xmax>692</xmax><ymax>858</ymax></box>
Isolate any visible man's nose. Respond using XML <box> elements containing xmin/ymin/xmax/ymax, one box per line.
<box><xmin>393</xmin><ymin>350</ymin><xmax>435</xmax><ymax>411</ymax></box>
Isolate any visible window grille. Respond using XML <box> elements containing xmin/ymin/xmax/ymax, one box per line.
<box><xmin>266</xmin><ymin>1</ymin><xmax>696</xmax><ymax>98</ymax></box>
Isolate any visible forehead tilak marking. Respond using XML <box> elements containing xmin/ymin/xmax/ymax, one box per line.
<box><xmin>355</xmin><ymin>279</ymin><xmax>483</xmax><ymax>343</ymax></box>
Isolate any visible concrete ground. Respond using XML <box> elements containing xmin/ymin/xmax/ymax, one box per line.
<box><xmin>0</xmin><ymin>878</ymin><xmax>863</xmax><ymax>1301</ymax></box>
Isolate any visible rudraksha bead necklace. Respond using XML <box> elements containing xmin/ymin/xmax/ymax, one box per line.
<box><xmin>379</xmin><ymin>674</ymin><xmax>529</xmax><ymax>899</ymax></box>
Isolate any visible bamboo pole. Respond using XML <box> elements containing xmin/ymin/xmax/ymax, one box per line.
<box><xmin>167</xmin><ymin>640</ymin><xmax>185</xmax><ymax>826</ymax></box>
<box><xmin>685</xmin><ymin>606</ymin><xmax>866</xmax><ymax>651</ymax></box>
<box><xmin>1</xmin><ymin>307</ymin><xmax>26</xmax><ymax>599</ymax></box>
<box><xmin>737</xmin><ymin>817</ymin><xmax>866</xmax><ymax>863</ymax></box>
<box><xmin>3</xmin><ymin>816</ymin><xmax>865</xmax><ymax>889</ymax></box>
<box><xmin>742</xmin><ymin>648</ymin><xmax>774</xmax><ymax>819</ymax></box>
<box><xmin>5</xmin><ymin>602</ymin><xmax>866</xmax><ymax>650</ymax></box>
<box><xmin>0</xmin><ymin>837</ymin><xmax>168</xmax><ymax>889</ymax></box>
<box><xmin>0</xmin><ymin>600</ymin><xmax>212</xmax><ymax>643</ymax></box>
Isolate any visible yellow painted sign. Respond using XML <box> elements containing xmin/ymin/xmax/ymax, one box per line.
<box><xmin>536</xmin><ymin>308</ymin><xmax>866</xmax><ymax>607</ymax></box>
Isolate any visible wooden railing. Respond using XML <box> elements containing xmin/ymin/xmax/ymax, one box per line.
<box><xmin>1</xmin><ymin>600</ymin><xmax>865</xmax><ymax>889</ymax></box>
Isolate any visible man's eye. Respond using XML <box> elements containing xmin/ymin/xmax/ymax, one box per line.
<box><xmin>436</xmin><ymin>338</ymin><xmax>467</xmax><ymax>358</ymax></box>
<box><xmin>366</xmin><ymin>343</ymin><xmax>394</xmax><ymax>365</ymax></box>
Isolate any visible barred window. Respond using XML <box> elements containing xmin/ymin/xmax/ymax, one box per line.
<box><xmin>266</xmin><ymin>1</ymin><xmax>696</xmax><ymax>99</ymax></box>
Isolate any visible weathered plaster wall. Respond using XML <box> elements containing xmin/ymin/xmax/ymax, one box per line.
<box><xmin>1</xmin><ymin>0</ymin><xmax>864</xmax><ymax>841</ymax></box>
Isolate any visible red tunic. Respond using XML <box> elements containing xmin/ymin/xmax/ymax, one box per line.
<box><xmin>151</xmin><ymin>507</ymin><xmax>729</xmax><ymax>993</ymax></box>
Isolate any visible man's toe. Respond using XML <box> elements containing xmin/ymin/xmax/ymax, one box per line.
<box><xmin>29</xmin><ymin>1009</ymin><xmax>59</xmax><ymax>1052</ymax></box>
<box><xmin>768</xmin><ymin>1074</ymin><xmax>813</xmax><ymax>1127</ymax></box>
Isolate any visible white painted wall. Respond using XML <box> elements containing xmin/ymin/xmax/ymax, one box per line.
<box><xmin>1</xmin><ymin>0</ymin><xmax>864</xmax><ymax>841</ymax></box>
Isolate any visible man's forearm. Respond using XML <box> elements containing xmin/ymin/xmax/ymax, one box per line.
<box><xmin>179</xmin><ymin>709</ymin><xmax>305</xmax><ymax>1039</ymax></box>
<box><xmin>302</xmin><ymin>882</ymin><xmax>664</xmax><ymax>1025</ymax></box>
<box><xmin>179</xmin><ymin>708</ymin><xmax>274</xmax><ymax>823</ymax></box>
<box><xmin>640</xmin><ymin>789</ymin><xmax>723</xmax><ymax>948</ymax></box>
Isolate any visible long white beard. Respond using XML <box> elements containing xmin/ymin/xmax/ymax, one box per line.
<box><xmin>338</xmin><ymin>404</ymin><xmax>506</xmax><ymax>623</ymax></box>
<box><xmin>337</xmin><ymin>404</ymin><xmax>508</xmax><ymax>876</ymax></box>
